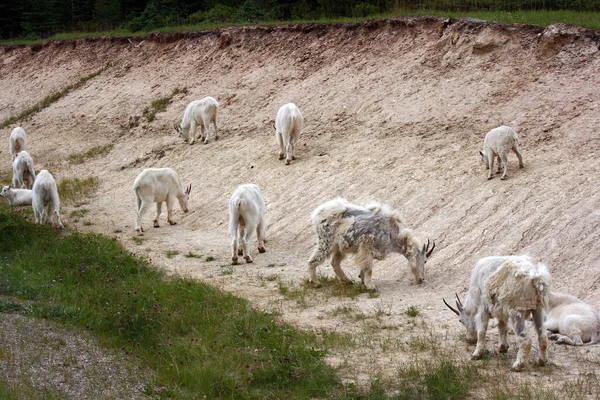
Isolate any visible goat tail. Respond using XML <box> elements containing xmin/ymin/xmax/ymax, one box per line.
<box><xmin>229</xmin><ymin>197</ymin><xmax>243</xmax><ymax>236</ymax></box>
<box><xmin>134</xmin><ymin>188</ymin><xmax>142</xmax><ymax>213</ymax></box>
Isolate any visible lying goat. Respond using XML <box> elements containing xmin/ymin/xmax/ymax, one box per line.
<box><xmin>1</xmin><ymin>185</ymin><xmax>32</xmax><ymax>206</ymax></box>
<box><xmin>545</xmin><ymin>291</ymin><xmax>600</xmax><ymax>345</ymax></box>
<box><xmin>444</xmin><ymin>255</ymin><xmax>550</xmax><ymax>371</ymax></box>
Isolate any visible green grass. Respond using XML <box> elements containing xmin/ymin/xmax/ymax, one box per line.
<box><xmin>165</xmin><ymin>250</ymin><xmax>180</xmax><ymax>259</ymax></box>
<box><xmin>143</xmin><ymin>87</ymin><xmax>188</xmax><ymax>122</ymax></box>
<box><xmin>2</xmin><ymin>10</ymin><xmax>600</xmax><ymax>49</ymax></box>
<box><xmin>0</xmin><ymin>204</ymin><xmax>346</xmax><ymax>398</ymax></box>
<box><xmin>67</xmin><ymin>144</ymin><xmax>114</xmax><ymax>165</ymax></box>
<box><xmin>0</xmin><ymin>64</ymin><xmax>110</xmax><ymax>128</ymax></box>
<box><xmin>57</xmin><ymin>176</ymin><xmax>99</xmax><ymax>204</ymax></box>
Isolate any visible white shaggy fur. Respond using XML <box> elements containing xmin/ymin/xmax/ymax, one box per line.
<box><xmin>275</xmin><ymin>103</ymin><xmax>304</xmax><ymax>165</ymax></box>
<box><xmin>228</xmin><ymin>184</ymin><xmax>267</xmax><ymax>264</ymax></box>
<box><xmin>32</xmin><ymin>170</ymin><xmax>63</xmax><ymax>228</ymax></box>
<box><xmin>1</xmin><ymin>185</ymin><xmax>33</xmax><ymax>206</ymax></box>
<box><xmin>174</xmin><ymin>97</ymin><xmax>219</xmax><ymax>145</ymax></box>
<box><xmin>480</xmin><ymin>125</ymin><xmax>524</xmax><ymax>180</ymax></box>
<box><xmin>545</xmin><ymin>291</ymin><xmax>600</xmax><ymax>345</ymax></box>
<box><xmin>133</xmin><ymin>168</ymin><xmax>191</xmax><ymax>235</ymax></box>
<box><xmin>12</xmin><ymin>150</ymin><xmax>36</xmax><ymax>189</ymax></box>
<box><xmin>444</xmin><ymin>255</ymin><xmax>550</xmax><ymax>371</ymax></box>
<box><xmin>9</xmin><ymin>127</ymin><xmax>27</xmax><ymax>160</ymax></box>
<box><xmin>307</xmin><ymin>198</ymin><xmax>435</xmax><ymax>290</ymax></box>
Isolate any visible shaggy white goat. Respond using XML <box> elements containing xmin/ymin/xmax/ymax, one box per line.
<box><xmin>275</xmin><ymin>103</ymin><xmax>304</xmax><ymax>165</ymax></box>
<box><xmin>9</xmin><ymin>127</ymin><xmax>27</xmax><ymax>160</ymax></box>
<box><xmin>174</xmin><ymin>97</ymin><xmax>219</xmax><ymax>145</ymax></box>
<box><xmin>133</xmin><ymin>168</ymin><xmax>191</xmax><ymax>235</ymax></box>
<box><xmin>1</xmin><ymin>185</ymin><xmax>32</xmax><ymax>206</ymax></box>
<box><xmin>228</xmin><ymin>184</ymin><xmax>267</xmax><ymax>264</ymax></box>
<box><xmin>444</xmin><ymin>255</ymin><xmax>550</xmax><ymax>371</ymax></box>
<box><xmin>307</xmin><ymin>198</ymin><xmax>435</xmax><ymax>290</ymax></box>
<box><xmin>12</xmin><ymin>150</ymin><xmax>36</xmax><ymax>189</ymax></box>
<box><xmin>32</xmin><ymin>170</ymin><xmax>64</xmax><ymax>228</ymax></box>
<box><xmin>480</xmin><ymin>125</ymin><xmax>524</xmax><ymax>180</ymax></box>
<box><xmin>545</xmin><ymin>291</ymin><xmax>600</xmax><ymax>345</ymax></box>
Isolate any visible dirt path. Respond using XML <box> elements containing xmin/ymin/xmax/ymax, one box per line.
<box><xmin>1</xmin><ymin>16</ymin><xmax>600</xmax><ymax>394</ymax></box>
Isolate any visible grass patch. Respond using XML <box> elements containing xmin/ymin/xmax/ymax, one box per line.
<box><xmin>0</xmin><ymin>203</ymin><xmax>345</xmax><ymax>398</ymax></box>
<box><xmin>57</xmin><ymin>177</ymin><xmax>99</xmax><ymax>204</ymax></box>
<box><xmin>311</xmin><ymin>276</ymin><xmax>372</xmax><ymax>299</ymax></box>
<box><xmin>69</xmin><ymin>208</ymin><xmax>89</xmax><ymax>218</ymax></box>
<box><xmin>1</xmin><ymin>63</ymin><xmax>110</xmax><ymax>128</ymax></box>
<box><xmin>183</xmin><ymin>252</ymin><xmax>202</xmax><ymax>258</ymax></box>
<box><xmin>406</xmin><ymin>305</ymin><xmax>420</xmax><ymax>317</ymax></box>
<box><xmin>205</xmin><ymin>256</ymin><xmax>215</xmax><ymax>262</ymax></box>
<box><xmin>165</xmin><ymin>250</ymin><xmax>180</xmax><ymax>259</ymax></box>
<box><xmin>67</xmin><ymin>144</ymin><xmax>114</xmax><ymax>165</ymax></box>
<box><xmin>143</xmin><ymin>87</ymin><xmax>188</xmax><ymax>122</ymax></box>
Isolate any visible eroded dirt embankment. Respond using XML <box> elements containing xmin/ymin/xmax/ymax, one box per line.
<box><xmin>1</xmin><ymin>16</ymin><xmax>600</xmax><ymax>390</ymax></box>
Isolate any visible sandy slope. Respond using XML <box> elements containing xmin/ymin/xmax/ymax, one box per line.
<box><xmin>1</xmin><ymin>16</ymin><xmax>600</xmax><ymax>392</ymax></box>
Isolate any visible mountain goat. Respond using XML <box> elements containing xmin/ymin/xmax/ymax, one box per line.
<box><xmin>444</xmin><ymin>255</ymin><xmax>551</xmax><ymax>371</ymax></box>
<box><xmin>9</xmin><ymin>127</ymin><xmax>27</xmax><ymax>160</ymax></box>
<box><xmin>12</xmin><ymin>150</ymin><xmax>36</xmax><ymax>189</ymax></box>
<box><xmin>307</xmin><ymin>198</ymin><xmax>435</xmax><ymax>290</ymax></box>
<box><xmin>480</xmin><ymin>126</ymin><xmax>524</xmax><ymax>180</ymax></box>
<box><xmin>545</xmin><ymin>291</ymin><xmax>600</xmax><ymax>346</ymax></box>
<box><xmin>1</xmin><ymin>185</ymin><xmax>32</xmax><ymax>206</ymax></box>
<box><xmin>133</xmin><ymin>168</ymin><xmax>191</xmax><ymax>235</ymax></box>
<box><xmin>32</xmin><ymin>170</ymin><xmax>63</xmax><ymax>228</ymax></box>
<box><xmin>275</xmin><ymin>103</ymin><xmax>304</xmax><ymax>165</ymax></box>
<box><xmin>174</xmin><ymin>97</ymin><xmax>219</xmax><ymax>145</ymax></box>
<box><xmin>229</xmin><ymin>184</ymin><xmax>267</xmax><ymax>264</ymax></box>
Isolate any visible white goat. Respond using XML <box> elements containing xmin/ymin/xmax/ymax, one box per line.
<box><xmin>228</xmin><ymin>184</ymin><xmax>267</xmax><ymax>264</ymax></box>
<box><xmin>444</xmin><ymin>255</ymin><xmax>550</xmax><ymax>371</ymax></box>
<box><xmin>307</xmin><ymin>198</ymin><xmax>435</xmax><ymax>290</ymax></box>
<box><xmin>480</xmin><ymin>125</ymin><xmax>524</xmax><ymax>180</ymax></box>
<box><xmin>275</xmin><ymin>103</ymin><xmax>304</xmax><ymax>165</ymax></box>
<box><xmin>133</xmin><ymin>168</ymin><xmax>191</xmax><ymax>235</ymax></box>
<box><xmin>32</xmin><ymin>170</ymin><xmax>64</xmax><ymax>228</ymax></box>
<box><xmin>545</xmin><ymin>291</ymin><xmax>600</xmax><ymax>345</ymax></box>
<box><xmin>9</xmin><ymin>127</ymin><xmax>27</xmax><ymax>160</ymax></box>
<box><xmin>12</xmin><ymin>150</ymin><xmax>36</xmax><ymax>189</ymax></box>
<box><xmin>174</xmin><ymin>97</ymin><xmax>219</xmax><ymax>145</ymax></box>
<box><xmin>1</xmin><ymin>185</ymin><xmax>33</xmax><ymax>206</ymax></box>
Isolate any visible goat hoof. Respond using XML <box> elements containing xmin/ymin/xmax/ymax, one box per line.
<box><xmin>153</xmin><ymin>223</ymin><xmax>160</xmax><ymax>228</ymax></box>
<box><xmin>231</xmin><ymin>258</ymin><xmax>239</xmax><ymax>265</ymax></box>
<box><xmin>498</xmin><ymin>344</ymin><xmax>508</xmax><ymax>353</ymax></box>
<box><xmin>537</xmin><ymin>358</ymin><xmax>547</xmax><ymax>366</ymax></box>
<box><xmin>204</xmin><ymin>141</ymin><xmax>209</xmax><ymax>145</ymax></box>
<box><xmin>278</xmin><ymin>154</ymin><xmax>284</xmax><ymax>160</ymax></box>
<box><xmin>501</xmin><ymin>176</ymin><xmax>507</xmax><ymax>180</ymax></box>
<box><xmin>258</xmin><ymin>247</ymin><xmax>266</xmax><ymax>253</ymax></box>
<box><xmin>245</xmin><ymin>256</ymin><xmax>253</xmax><ymax>263</ymax></box>
<box><xmin>169</xmin><ymin>221</ymin><xmax>177</xmax><ymax>225</ymax></box>
<box><xmin>471</xmin><ymin>352</ymin><xmax>484</xmax><ymax>360</ymax></box>
<box><xmin>487</xmin><ymin>176</ymin><xmax>493</xmax><ymax>180</ymax></box>
<box><xmin>548</xmin><ymin>333</ymin><xmax>559</xmax><ymax>341</ymax></box>
<box><xmin>510</xmin><ymin>363</ymin><xmax>524</xmax><ymax>372</ymax></box>
<box><xmin>285</xmin><ymin>160</ymin><xmax>291</xmax><ymax>165</ymax></box>
<box><xmin>291</xmin><ymin>156</ymin><xmax>296</xmax><ymax>160</ymax></box>
<box><xmin>519</xmin><ymin>164</ymin><xmax>525</xmax><ymax>168</ymax></box>
<box><xmin>238</xmin><ymin>249</ymin><xmax>243</xmax><ymax>256</ymax></box>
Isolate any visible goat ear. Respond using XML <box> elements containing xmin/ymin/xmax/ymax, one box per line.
<box><xmin>186</xmin><ymin>184</ymin><xmax>192</xmax><ymax>195</ymax></box>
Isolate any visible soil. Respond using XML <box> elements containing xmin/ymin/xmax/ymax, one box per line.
<box><xmin>1</xmin><ymin>16</ymin><xmax>600</xmax><ymax>396</ymax></box>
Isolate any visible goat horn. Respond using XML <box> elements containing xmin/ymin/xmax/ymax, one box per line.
<box><xmin>455</xmin><ymin>292</ymin><xmax>464</xmax><ymax>311</ymax></box>
<box><xmin>443</xmin><ymin>298</ymin><xmax>460</xmax><ymax>316</ymax></box>
<box><xmin>272</xmin><ymin>121</ymin><xmax>276</xmax><ymax>130</ymax></box>
<box><xmin>186</xmin><ymin>184</ymin><xmax>192</xmax><ymax>195</ymax></box>
<box><xmin>426</xmin><ymin>240</ymin><xmax>436</xmax><ymax>258</ymax></box>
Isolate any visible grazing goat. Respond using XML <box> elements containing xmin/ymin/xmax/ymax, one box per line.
<box><xmin>133</xmin><ymin>168</ymin><xmax>191</xmax><ymax>235</ymax></box>
<box><xmin>307</xmin><ymin>198</ymin><xmax>435</xmax><ymax>290</ymax></box>
<box><xmin>444</xmin><ymin>255</ymin><xmax>550</xmax><ymax>371</ymax></box>
<box><xmin>9</xmin><ymin>127</ymin><xmax>27</xmax><ymax>160</ymax></box>
<box><xmin>174</xmin><ymin>97</ymin><xmax>219</xmax><ymax>145</ymax></box>
<box><xmin>1</xmin><ymin>185</ymin><xmax>32</xmax><ymax>206</ymax></box>
<box><xmin>229</xmin><ymin>184</ymin><xmax>267</xmax><ymax>264</ymax></box>
<box><xmin>545</xmin><ymin>291</ymin><xmax>600</xmax><ymax>345</ymax></box>
<box><xmin>275</xmin><ymin>103</ymin><xmax>304</xmax><ymax>165</ymax></box>
<box><xmin>12</xmin><ymin>150</ymin><xmax>36</xmax><ymax>189</ymax></box>
<box><xmin>480</xmin><ymin>126</ymin><xmax>524</xmax><ymax>180</ymax></box>
<box><xmin>32</xmin><ymin>170</ymin><xmax>64</xmax><ymax>228</ymax></box>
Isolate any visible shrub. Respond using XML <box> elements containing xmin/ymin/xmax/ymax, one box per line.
<box><xmin>206</xmin><ymin>4</ymin><xmax>235</xmax><ymax>23</ymax></box>
<box><xmin>352</xmin><ymin>2</ymin><xmax>378</xmax><ymax>17</ymax></box>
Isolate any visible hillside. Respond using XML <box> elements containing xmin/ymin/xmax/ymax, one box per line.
<box><xmin>1</xmin><ymin>16</ymin><xmax>600</xmax><ymax>391</ymax></box>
